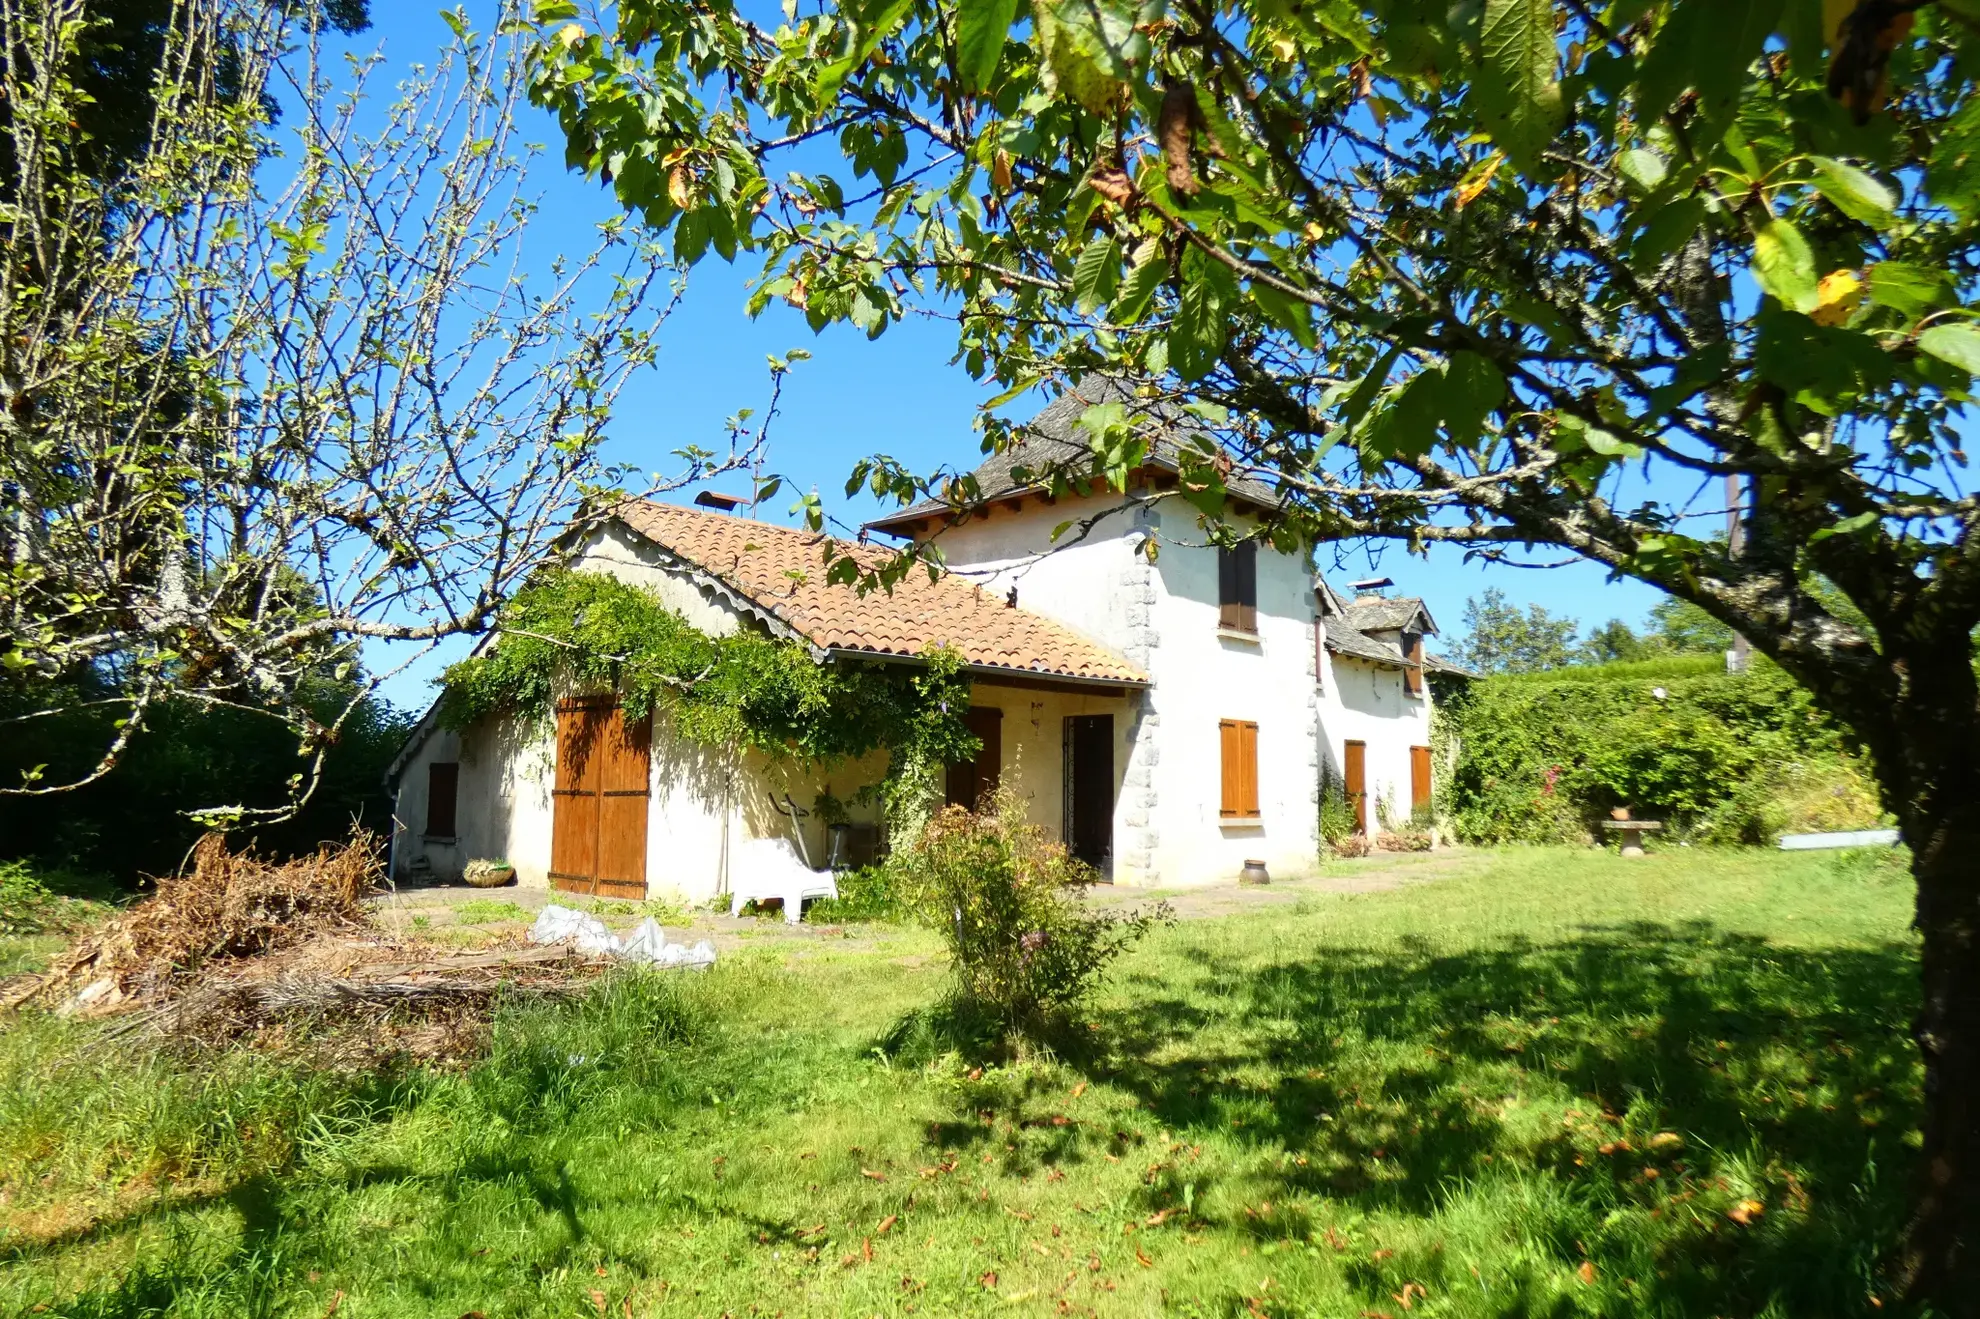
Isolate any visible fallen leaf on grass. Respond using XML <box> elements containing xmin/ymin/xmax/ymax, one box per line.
<box><xmin>1728</xmin><ymin>1199</ymin><xmax>1765</xmax><ymax>1225</ymax></box>
<box><xmin>1648</xmin><ymin>1131</ymin><xmax>1683</xmax><ymax>1152</ymax></box>
<box><xmin>321</xmin><ymin>1292</ymin><xmax>344</xmax><ymax>1319</ymax></box>
<box><xmin>861</xmin><ymin>1169</ymin><xmax>888</xmax><ymax>1181</ymax></box>
<box><xmin>587</xmin><ymin>1290</ymin><xmax>606</xmax><ymax>1313</ymax></box>
<box><xmin>876</xmin><ymin>1214</ymin><xmax>897</xmax><ymax>1235</ymax></box>
<box><xmin>1577</xmin><ymin>1261</ymin><xmax>1597</xmax><ymax>1285</ymax></box>
<box><xmin>979</xmin><ymin>1270</ymin><xmax>999</xmax><ymax>1289</ymax></box>
<box><xmin>863</xmin><ymin>1237</ymin><xmax>874</xmax><ymax>1262</ymax></box>
<box><xmin>1394</xmin><ymin>1282</ymin><xmax>1426</xmax><ymax>1309</ymax></box>
<box><xmin>1071</xmin><ymin>1082</ymin><xmax>1087</xmax><ymax>1099</ymax></box>
<box><xmin>1145</xmin><ymin>1209</ymin><xmax>1173</xmax><ymax>1227</ymax></box>
<box><xmin>1135</xmin><ymin>1247</ymin><xmax>1154</xmax><ymax>1268</ymax></box>
<box><xmin>799</xmin><ymin>1223</ymin><xmax>826</xmax><ymax>1236</ymax></box>
<box><xmin>1370</xmin><ymin>1248</ymin><xmax>1395</xmax><ymax>1261</ymax></box>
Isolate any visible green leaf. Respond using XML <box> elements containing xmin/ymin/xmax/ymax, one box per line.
<box><xmin>1073</xmin><ymin>233</ymin><xmax>1121</xmax><ymax>314</ymax></box>
<box><xmin>1634</xmin><ymin>0</ymin><xmax>1779</xmax><ymax>138</ymax></box>
<box><xmin>958</xmin><ymin>0</ymin><xmax>1020</xmax><ymax>91</ymax></box>
<box><xmin>1441</xmin><ymin>352</ymin><xmax>1506</xmax><ymax>447</ymax></box>
<box><xmin>1034</xmin><ymin>0</ymin><xmax>1150</xmax><ymax>115</ymax></box>
<box><xmin>1337</xmin><ymin>345</ymin><xmax>1406</xmax><ymax>434</ymax></box>
<box><xmin>1475</xmin><ymin>0</ymin><xmax>1566</xmax><ymax>174</ymax></box>
<box><xmin>1919</xmin><ymin>323</ymin><xmax>1980</xmax><ymax>375</ymax></box>
<box><xmin>1614</xmin><ymin>148</ymin><xmax>1667</xmax><ymax>193</ymax></box>
<box><xmin>1751</xmin><ymin>217</ymin><xmax>1818</xmax><ymax>313</ymax></box>
<box><xmin>1111</xmin><ymin>247</ymin><xmax>1167</xmax><ymax>324</ymax></box>
<box><xmin>1169</xmin><ymin>271</ymin><xmax>1228</xmax><ymax>382</ymax></box>
<box><xmin>1810</xmin><ymin>511</ymin><xmax>1879</xmax><ymax>542</ymax></box>
<box><xmin>1250</xmin><ymin>280</ymin><xmax>1316</xmax><ymax>350</ymax></box>
<box><xmin>1867</xmin><ymin>263</ymin><xmax>1951</xmax><ymax>319</ymax></box>
<box><xmin>1810</xmin><ymin>157</ymin><xmax>1896</xmax><ymax>228</ymax></box>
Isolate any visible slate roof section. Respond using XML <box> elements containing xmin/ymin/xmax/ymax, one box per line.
<box><xmin>1338</xmin><ymin>595</ymin><xmax>1438</xmax><ymax>635</ymax></box>
<box><xmin>611</xmin><ymin>501</ymin><xmax>1149</xmax><ymax>688</ymax></box>
<box><xmin>866</xmin><ymin>377</ymin><xmax>1282</xmax><ymax>534</ymax></box>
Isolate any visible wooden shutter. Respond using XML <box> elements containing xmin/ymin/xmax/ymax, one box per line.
<box><xmin>1343</xmin><ymin>740</ymin><xmax>1368</xmax><ymax>834</ymax></box>
<box><xmin>945</xmin><ymin>707</ymin><xmax>1003</xmax><ymax>809</ymax></box>
<box><xmin>426</xmin><ymin>762</ymin><xmax>458</xmax><ymax>838</ymax></box>
<box><xmin>1218</xmin><ymin>543</ymin><xmax>1258</xmax><ymax>632</ymax></box>
<box><xmin>1402</xmin><ymin>631</ymin><xmax>1425</xmax><ymax>695</ymax></box>
<box><xmin>550</xmin><ymin>697</ymin><xmax>650</xmax><ymax>899</ymax></box>
<box><xmin>1410</xmin><ymin>745</ymin><xmax>1433</xmax><ymax>814</ymax></box>
<box><xmin>1219</xmin><ymin>719</ymin><xmax>1260</xmax><ymax>818</ymax></box>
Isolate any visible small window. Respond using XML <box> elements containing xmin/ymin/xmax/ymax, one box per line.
<box><xmin>1314</xmin><ymin>616</ymin><xmax>1327</xmax><ymax>691</ymax></box>
<box><xmin>1218</xmin><ymin>542</ymin><xmax>1258</xmax><ymax>632</ymax></box>
<box><xmin>426</xmin><ymin>762</ymin><xmax>459</xmax><ymax>838</ymax></box>
<box><xmin>1219</xmin><ymin>719</ymin><xmax>1260</xmax><ymax>819</ymax></box>
<box><xmin>1402</xmin><ymin>631</ymin><xmax>1425</xmax><ymax>695</ymax></box>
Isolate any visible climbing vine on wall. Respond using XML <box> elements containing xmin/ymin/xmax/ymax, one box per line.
<box><xmin>438</xmin><ymin>571</ymin><xmax>977</xmax><ymax>832</ymax></box>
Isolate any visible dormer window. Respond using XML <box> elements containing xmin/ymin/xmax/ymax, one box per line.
<box><xmin>1218</xmin><ymin>542</ymin><xmax>1257</xmax><ymax>633</ymax></box>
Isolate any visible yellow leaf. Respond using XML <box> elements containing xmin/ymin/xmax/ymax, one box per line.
<box><xmin>668</xmin><ymin>165</ymin><xmax>693</xmax><ymax>209</ymax></box>
<box><xmin>1455</xmin><ymin>152</ymin><xmax>1505</xmax><ymax>209</ymax></box>
<box><xmin>1272</xmin><ymin>36</ymin><xmax>1296</xmax><ymax>60</ymax></box>
<box><xmin>1812</xmin><ymin>269</ymin><xmax>1864</xmax><ymax>326</ymax></box>
<box><xmin>992</xmin><ymin>150</ymin><xmax>1013</xmax><ymax>193</ymax></box>
<box><xmin>556</xmin><ymin>22</ymin><xmax>585</xmax><ymax>48</ymax></box>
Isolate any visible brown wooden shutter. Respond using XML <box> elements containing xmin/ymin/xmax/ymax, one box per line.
<box><xmin>1402</xmin><ymin>631</ymin><xmax>1425</xmax><ymax>695</ymax></box>
<box><xmin>1219</xmin><ymin>719</ymin><xmax>1260</xmax><ymax>818</ymax></box>
<box><xmin>1343</xmin><ymin>740</ymin><xmax>1368</xmax><ymax>834</ymax></box>
<box><xmin>1410</xmin><ymin>745</ymin><xmax>1433</xmax><ymax>814</ymax></box>
<box><xmin>426</xmin><ymin>762</ymin><xmax>458</xmax><ymax>838</ymax></box>
<box><xmin>1218</xmin><ymin>543</ymin><xmax>1258</xmax><ymax>632</ymax></box>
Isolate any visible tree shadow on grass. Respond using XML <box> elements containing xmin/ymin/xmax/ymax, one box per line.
<box><xmin>1085</xmin><ymin>919</ymin><xmax>1921</xmax><ymax>1315</ymax></box>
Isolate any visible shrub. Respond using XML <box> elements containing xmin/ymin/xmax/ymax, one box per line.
<box><xmin>806</xmin><ymin>861</ymin><xmax>907</xmax><ymax>922</ymax></box>
<box><xmin>899</xmin><ymin>795</ymin><xmax>1170</xmax><ymax>1043</ymax></box>
<box><xmin>0</xmin><ymin>860</ymin><xmax>58</xmax><ymax>935</ymax></box>
<box><xmin>1440</xmin><ymin>658</ymin><xmax>1889</xmax><ymax>845</ymax></box>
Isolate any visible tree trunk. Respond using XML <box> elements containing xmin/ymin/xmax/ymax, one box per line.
<box><xmin>1890</xmin><ymin>652</ymin><xmax>1980</xmax><ymax>1313</ymax></box>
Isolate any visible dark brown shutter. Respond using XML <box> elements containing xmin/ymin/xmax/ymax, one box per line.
<box><xmin>426</xmin><ymin>762</ymin><xmax>458</xmax><ymax>838</ymax></box>
<box><xmin>1403</xmin><ymin>631</ymin><xmax>1425</xmax><ymax>695</ymax></box>
<box><xmin>946</xmin><ymin>706</ymin><xmax>1003</xmax><ymax>809</ymax></box>
<box><xmin>1217</xmin><ymin>544</ymin><xmax>1259</xmax><ymax>632</ymax></box>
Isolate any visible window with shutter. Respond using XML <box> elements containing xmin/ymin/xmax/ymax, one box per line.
<box><xmin>1219</xmin><ymin>719</ymin><xmax>1260</xmax><ymax>819</ymax></box>
<box><xmin>426</xmin><ymin>762</ymin><xmax>459</xmax><ymax>838</ymax></box>
<box><xmin>1217</xmin><ymin>542</ymin><xmax>1257</xmax><ymax>632</ymax></box>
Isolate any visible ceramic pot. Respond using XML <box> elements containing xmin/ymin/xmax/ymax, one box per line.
<box><xmin>1239</xmin><ymin>859</ymin><xmax>1270</xmax><ymax>885</ymax></box>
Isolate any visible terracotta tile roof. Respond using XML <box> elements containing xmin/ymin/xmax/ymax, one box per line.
<box><xmin>610</xmin><ymin>501</ymin><xmax>1149</xmax><ymax>687</ymax></box>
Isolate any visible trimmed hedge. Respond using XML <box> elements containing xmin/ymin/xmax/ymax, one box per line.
<box><xmin>1438</xmin><ymin>659</ymin><xmax>1888</xmax><ymax>846</ymax></box>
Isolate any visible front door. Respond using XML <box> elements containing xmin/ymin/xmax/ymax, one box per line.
<box><xmin>1063</xmin><ymin>714</ymin><xmax>1114</xmax><ymax>875</ymax></box>
<box><xmin>550</xmin><ymin>697</ymin><xmax>651</xmax><ymax>899</ymax></box>
<box><xmin>1344</xmin><ymin>740</ymin><xmax>1368</xmax><ymax>835</ymax></box>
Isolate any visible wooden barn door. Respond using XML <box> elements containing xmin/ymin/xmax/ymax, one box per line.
<box><xmin>1343</xmin><ymin>740</ymin><xmax>1368</xmax><ymax>835</ymax></box>
<box><xmin>550</xmin><ymin>697</ymin><xmax>651</xmax><ymax>899</ymax></box>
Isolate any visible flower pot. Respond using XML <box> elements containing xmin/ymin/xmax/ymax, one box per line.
<box><xmin>1239</xmin><ymin>859</ymin><xmax>1270</xmax><ymax>885</ymax></box>
<box><xmin>463</xmin><ymin>862</ymin><xmax>515</xmax><ymax>888</ymax></box>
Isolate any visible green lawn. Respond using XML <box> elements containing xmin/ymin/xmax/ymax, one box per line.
<box><xmin>0</xmin><ymin>845</ymin><xmax>1922</xmax><ymax>1317</ymax></box>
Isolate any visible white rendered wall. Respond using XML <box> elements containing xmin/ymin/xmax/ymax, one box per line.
<box><xmin>921</xmin><ymin>492</ymin><xmax>1324</xmax><ymax>886</ymax></box>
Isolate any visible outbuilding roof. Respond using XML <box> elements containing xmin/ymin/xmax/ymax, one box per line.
<box><xmin>611</xmin><ymin>501</ymin><xmax>1149</xmax><ymax>688</ymax></box>
<box><xmin>865</xmin><ymin>377</ymin><xmax>1282</xmax><ymax>536</ymax></box>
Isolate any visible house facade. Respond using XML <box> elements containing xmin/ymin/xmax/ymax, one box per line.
<box><xmin>388</xmin><ymin>388</ymin><xmax>1459</xmax><ymax>900</ymax></box>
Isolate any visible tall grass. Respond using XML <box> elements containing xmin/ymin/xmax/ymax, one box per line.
<box><xmin>0</xmin><ymin>846</ymin><xmax>1923</xmax><ymax>1318</ymax></box>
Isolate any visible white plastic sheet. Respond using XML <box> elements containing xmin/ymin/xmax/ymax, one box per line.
<box><xmin>528</xmin><ymin>904</ymin><xmax>716</xmax><ymax>970</ymax></box>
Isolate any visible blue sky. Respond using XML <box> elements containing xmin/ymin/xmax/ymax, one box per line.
<box><xmin>355</xmin><ymin>5</ymin><xmax>1673</xmax><ymax>712</ymax></box>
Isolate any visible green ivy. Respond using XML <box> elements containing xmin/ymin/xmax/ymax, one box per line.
<box><xmin>1440</xmin><ymin>659</ymin><xmax>1885</xmax><ymax>847</ymax></box>
<box><xmin>438</xmin><ymin>571</ymin><xmax>977</xmax><ymax>831</ymax></box>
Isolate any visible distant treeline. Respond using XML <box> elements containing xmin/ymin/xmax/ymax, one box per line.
<box><xmin>0</xmin><ymin>674</ymin><xmax>407</xmax><ymax>885</ymax></box>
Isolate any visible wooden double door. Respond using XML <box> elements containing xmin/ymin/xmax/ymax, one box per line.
<box><xmin>549</xmin><ymin>697</ymin><xmax>650</xmax><ymax>899</ymax></box>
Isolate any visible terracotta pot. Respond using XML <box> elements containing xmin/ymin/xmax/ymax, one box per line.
<box><xmin>1240</xmin><ymin>859</ymin><xmax>1270</xmax><ymax>885</ymax></box>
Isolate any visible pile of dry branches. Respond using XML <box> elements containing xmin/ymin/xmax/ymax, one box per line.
<box><xmin>5</xmin><ymin>834</ymin><xmax>600</xmax><ymax>1060</ymax></box>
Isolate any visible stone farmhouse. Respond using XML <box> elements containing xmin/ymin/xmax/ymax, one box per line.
<box><xmin>388</xmin><ymin>386</ymin><xmax>1464</xmax><ymax>901</ymax></box>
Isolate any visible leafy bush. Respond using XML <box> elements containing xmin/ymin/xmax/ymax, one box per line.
<box><xmin>0</xmin><ymin>860</ymin><xmax>58</xmax><ymax>935</ymax></box>
<box><xmin>806</xmin><ymin>861</ymin><xmax>907</xmax><ymax>922</ymax></box>
<box><xmin>1441</xmin><ymin>658</ymin><xmax>1889</xmax><ymax>845</ymax></box>
<box><xmin>899</xmin><ymin>795</ymin><xmax>1170</xmax><ymax>1043</ymax></box>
